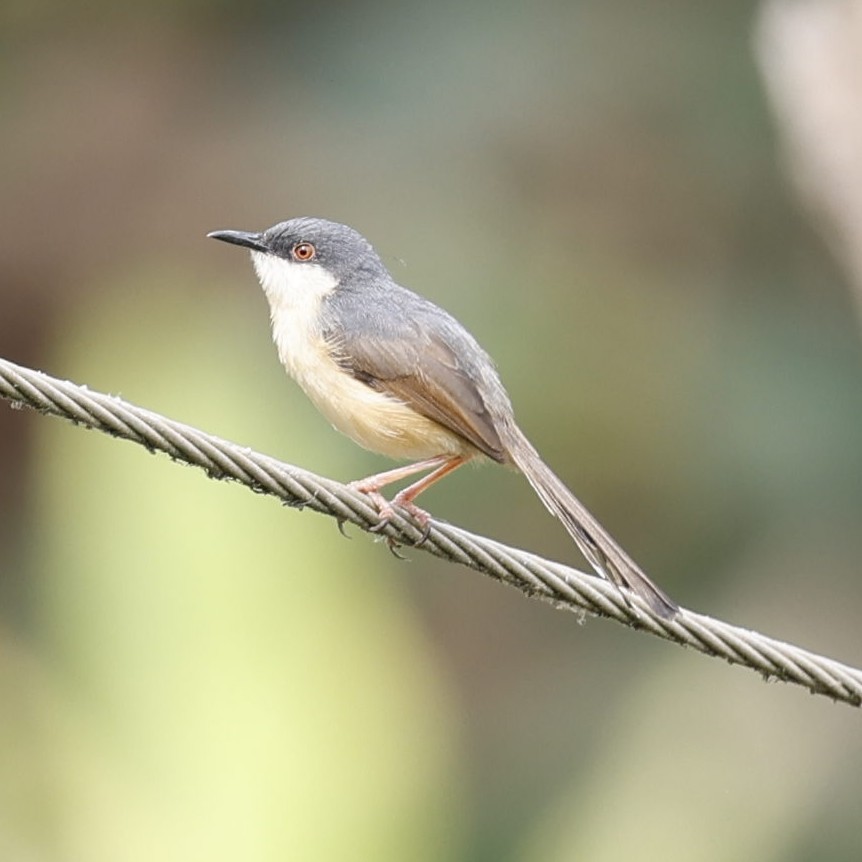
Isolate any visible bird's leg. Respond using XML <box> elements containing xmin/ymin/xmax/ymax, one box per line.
<box><xmin>349</xmin><ymin>455</ymin><xmax>467</xmax><ymax>540</ymax></box>
<box><xmin>391</xmin><ymin>455</ymin><xmax>468</xmax><ymax>543</ymax></box>
<box><xmin>390</xmin><ymin>456</ymin><xmax>467</xmax><ymax>522</ymax></box>
<box><xmin>349</xmin><ymin>456</ymin><xmax>450</xmax><ymax>524</ymax></box>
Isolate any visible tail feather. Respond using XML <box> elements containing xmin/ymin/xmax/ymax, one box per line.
<box><xmin>502</xmin><ymin>424</ymin><xmax>678</xmax><ymax>619</ymax></box>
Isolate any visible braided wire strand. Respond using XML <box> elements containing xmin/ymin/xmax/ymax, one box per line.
<box><xmin>2</xmin><ymin>356</ymin><xmax>860</xmax><ymax>708</ymax></box>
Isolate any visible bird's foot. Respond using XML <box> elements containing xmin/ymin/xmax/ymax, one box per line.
<box><xmin>390</xmin><ymin>491</ymin><xmax>433</xmax><ymax>545</ymax></box>
<box><xmin>349</xmin><ymin>482</ymin><xmax>433</xmax><ymax>545</ymax></box>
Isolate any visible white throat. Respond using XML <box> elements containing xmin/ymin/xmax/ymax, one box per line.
<box><xmin>250</xmin><ymin>252</ymin><xmax>338</xmax><ymax>312</ymax></box>
<box><xmin>249</xmin><ymin>251</ymin><xmax>339</xmax><ymax>384</ymax></box>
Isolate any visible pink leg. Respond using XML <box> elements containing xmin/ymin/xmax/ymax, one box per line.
<box><xmin>349</xmin><ymin>456</ymin><xmax>451</xmax><ymax>496</ymax></box>
<box><xmin>391</xmin><ymin>456</ymin><xmax>467</xmax><ymax>515</ymax></box>
<box><xmin>350</xmin><ymin>455</ymin><xmax>467</xmax><ymax>538</ymax></box>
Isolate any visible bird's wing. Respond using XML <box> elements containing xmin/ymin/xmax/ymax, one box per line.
<box><xmin>324</xmin><ymin>311</ymin><xmax>506</xmax><ymax>463</ymax></box>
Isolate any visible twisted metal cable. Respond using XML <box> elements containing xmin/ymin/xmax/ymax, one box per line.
<box><xmin>2</xmin><ymin>355</ymin><xmax>861</xmax><ymax>708</ymax></box>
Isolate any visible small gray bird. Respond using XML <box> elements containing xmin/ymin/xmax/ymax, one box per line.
<box><xmin>208</xmin><ymin>217</ymin><xmax>678</xmax><ymax>618</ymax></box>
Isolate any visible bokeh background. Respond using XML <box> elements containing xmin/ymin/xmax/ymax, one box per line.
<box><xmin>2</xmin><ymin>1</ymin><xmax>862</xmax><ymax>860</ymax></box>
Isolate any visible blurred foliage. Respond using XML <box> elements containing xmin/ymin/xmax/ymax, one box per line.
<box><xmin>1</xmin><ymin>1</ymin><xmax>861</xmax><ymax>860</ymax></box>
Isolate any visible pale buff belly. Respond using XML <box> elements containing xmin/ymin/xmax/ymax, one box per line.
<box><xmin>306</xmin><ymin>373</ymin><xmax>473</xmax><ymax>460</ymax></box>
<box><xmin>277</xmin><ymin>332</ymin><xmax>474</xmax><ymax>461</ymax></box>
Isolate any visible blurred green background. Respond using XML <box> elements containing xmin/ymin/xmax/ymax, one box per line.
<box><xmin>2</xmin><ymin>2</ymin><xmax>862</xmax><ymax>860</ymax></box>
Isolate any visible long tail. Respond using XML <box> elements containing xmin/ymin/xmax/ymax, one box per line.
<box><xmin>501</xmin><ymin>423</ymin><xmax>678</xmax><ymax>619</ymax></box>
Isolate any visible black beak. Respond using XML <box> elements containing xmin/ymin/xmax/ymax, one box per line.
<box><xmin>207</xmin><ymin>229</ymin><xmax>268</xmax><ymax>253</ymax></box>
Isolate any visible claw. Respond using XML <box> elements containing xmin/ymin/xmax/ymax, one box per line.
<box><xmin>390</xmin><ymin>493</ymin><xmax>433</xmax><ymax>546</ymax></box>
<box><xmin>415</xmin><ymin>521</ymin><xmax>433</xmax><ymax>546</ymax></box>
<box><xmin>386</xmin><ymin>538</ymin><xmax>408</xmax><ymax>560</ymax></box>
<box><xmin>368</xmin><ymin>514</ymin><xmax>393</xmax><ymax>534</ymax></box>
<box><xmin>349</xmin><ymin>484</ymin><xmax>396</xmax><ymax>533</ymax></box>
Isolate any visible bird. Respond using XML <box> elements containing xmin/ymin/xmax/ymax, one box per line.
<box><xmin>208</xmin><ymin>217</ymin><xmax>678</xmax><ymax>618</ymax></box>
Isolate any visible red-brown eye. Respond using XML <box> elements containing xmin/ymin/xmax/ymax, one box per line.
<box><xmin>292</xmin><ymin>242</ymin><xmax>316</xmax><ymax>262</ymax></box>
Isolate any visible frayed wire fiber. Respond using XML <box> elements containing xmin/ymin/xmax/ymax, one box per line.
<box><xmin>2</xmin><ymin>355</ymin><xmax>861</xmax><ymax>708</ymax></box>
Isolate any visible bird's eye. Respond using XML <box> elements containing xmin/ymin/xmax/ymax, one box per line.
<box><xmin>292</xmin><ymin>242</ymin><xmax>316</xmax><ymax>262</ymax></box>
